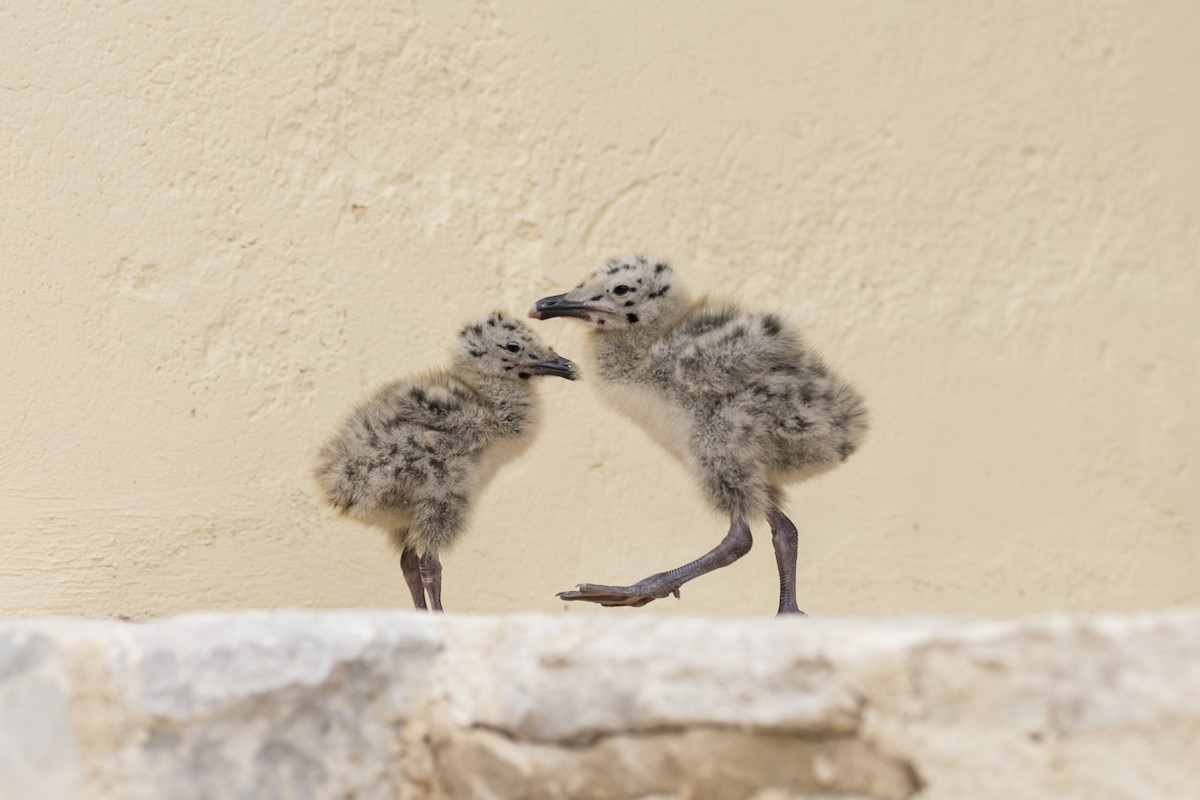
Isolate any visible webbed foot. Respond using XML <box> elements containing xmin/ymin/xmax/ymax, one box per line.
<box><xmin>557</xmin><ymin>581</ymin><xmax>681</xmax><ymax>607</ymax></box>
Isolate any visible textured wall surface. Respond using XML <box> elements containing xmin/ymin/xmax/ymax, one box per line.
<box><xmin>3</xmin><ymin>610</ymin><xmax>1200</xmax><ymax>799</ymax></box>
<box><xmin>2</xmin><ymin>2</ymin><xmax>1198</xmax><ymax>617</ymax></box>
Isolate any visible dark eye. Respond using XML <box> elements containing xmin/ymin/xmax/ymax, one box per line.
<box><xmin>613</xmin><ymin>285</ymin><xmax>631</xmax><ymax>296</ymax></box>
<box><xmin>504</xmin><ymin>342</ymin><xmax>521</xmax><ymax>353</ymax></box>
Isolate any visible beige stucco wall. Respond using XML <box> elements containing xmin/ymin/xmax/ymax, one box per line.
<box><xmin>2</xmin><ymin>1</ymin><xmax>1197</xmax><ymax>619</ymax></box>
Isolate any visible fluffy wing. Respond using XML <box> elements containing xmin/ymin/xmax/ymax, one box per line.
<box><xmin>667</xmin><ymin>306</ymin><xmax>802</xmax><ymax>395</ymax></box>
<box><xmin>373</xmin><ymin>375</ymin><xmax>490</xmax><ymax>455</ymax></box>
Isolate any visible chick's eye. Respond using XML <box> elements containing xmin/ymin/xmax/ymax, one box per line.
<box><xmin>613</xmin><ymin>285</ymin><xmax>631</xmax><ymax>296</ymax></box>
<box><xmin>504</xmin><ymin>342</ymin><xmax>522</xmax><ymax>353</ymax></box>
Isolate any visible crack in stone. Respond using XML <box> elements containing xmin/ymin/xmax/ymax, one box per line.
<box><xmin>467</xmin><ymin>720</ymin><xmax>862</xmax><ymax>750</ymax></box>
<box><xmin>429</xmin><ymin>721</ymin><xmax>925</xmax><ymax>800</ymax></box>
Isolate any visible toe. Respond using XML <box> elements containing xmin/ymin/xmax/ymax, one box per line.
<box><xmin>574</xmin><ymin>583</ymin><xmax>625</xmax><ymax>595</ymax></box>
<box><xmin>557</xmin><ymin>582</ymin><xmax>676</xmax><ymax>607</ymax></box>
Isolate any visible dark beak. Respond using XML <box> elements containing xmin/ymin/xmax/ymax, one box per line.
<box><xmin>528</xmin><ymin>293</ymin><xmax>596</xmax><ymax>320</ymax></box>
<box><xmin>523</xmin><ymin>354</ymin><xmax>579</xmax><ymax>381</ymax></box>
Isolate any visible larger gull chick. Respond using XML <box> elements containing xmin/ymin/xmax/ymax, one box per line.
<box><xmin>530</xmin><ymin>255</ymin><xmax>867</xmax><ymax>615</ymax></box>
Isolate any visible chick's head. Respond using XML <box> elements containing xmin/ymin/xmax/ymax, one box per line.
<box><xmin>529</xmin><ymin>255</ymin><xmax>687</xmax><ymax>331</ymax></box>
<box><xmin>456</xmin><ymin>311</ymin><xmax>578</xmax><ymax>381</ymax></box>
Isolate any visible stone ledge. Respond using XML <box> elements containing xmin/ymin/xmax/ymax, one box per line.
<box><xmin>2</xmin><ymin>609</ymin><xmax>1198</xmax><ymax>799</ymax></box>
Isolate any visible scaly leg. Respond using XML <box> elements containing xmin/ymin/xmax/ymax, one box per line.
<box><xmin>766</xmin><ymin>506</ymin><xmax>807</xmax><ymax>616</ymax></box>
<box><xmin>400</xmin><ymin>546</ymin><xmax>427</xmax><ymax>611</ymax></box>
<box><xmin>559</xmin><ymin>514</ymin><xmax>753</xmax><ymax>607</ymax></box>
<box><xmin>420</xmin><ymin>551</ymin><xmax>444</xmax><ymax>612</ymax></box>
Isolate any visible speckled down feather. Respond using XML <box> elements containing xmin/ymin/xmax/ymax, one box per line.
<box><xmin>544</xmin><ymin>255</ymin><xmax>867</xmax><ymax>518</ymax></box>
<box><xmin>530</xmin><ymin>255</ymin><xmax>867</xmax><ymax>613</ymax></box>
<box><xmin>314</xmin><ymin>312</ymin><xmax>575</xmax><ymax>557</ymax></box>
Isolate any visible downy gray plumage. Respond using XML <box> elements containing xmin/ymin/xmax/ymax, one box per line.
<box><xmin>531</xmin><ymin>255</ymin><xmax>866</xmax><ymax>614</ymax></box>
<box><xmin>315</xmin><ymin>312</ymin><xmax>577</xmax><ymax>611</ymax></box>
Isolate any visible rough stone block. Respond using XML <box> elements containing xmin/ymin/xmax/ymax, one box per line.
<box><xmin>1</xmin><ymin>610</ymin><xmax>1197</xmax><ymax>799</ymax></box>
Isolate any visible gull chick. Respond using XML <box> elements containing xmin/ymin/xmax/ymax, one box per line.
<box><xmin>530</xmin><ymin>255</ymin><xmax>867</xmax><ymax>615</ymax></box>
<box><xmin>314</xmin><ymin>312</ymin><xmax>577</xmax><ymax>611</ymax></box>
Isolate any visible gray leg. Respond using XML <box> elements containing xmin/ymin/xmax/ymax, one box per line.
<box><xmin>559</xmin><ymin>514</ymin><xmax>753</xmax><ymax>607</ymax></box>
<box><xmin>420</xmin><ymin>552</ymin><xmax>444</xmax><ymax>612</ymax></box>
<box><xmin>400</xmin><ymin>546</ymin><xmax>428</xmax><ymax>611</ymax></box>
<box><xmin>766</xmin><ymin>506</ymin><xmax>807</xmax><ymax>616</ymax></box>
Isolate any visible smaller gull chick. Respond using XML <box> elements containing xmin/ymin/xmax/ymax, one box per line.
<box><xmin>314</xmin><ymin>312</ymin><xmax>577</xmax><ymax>611</ymax></box>
<box><xmin>530</xmin><ymin>255</ymin><xmax>867</xmax><ymax>615</ymax></box>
